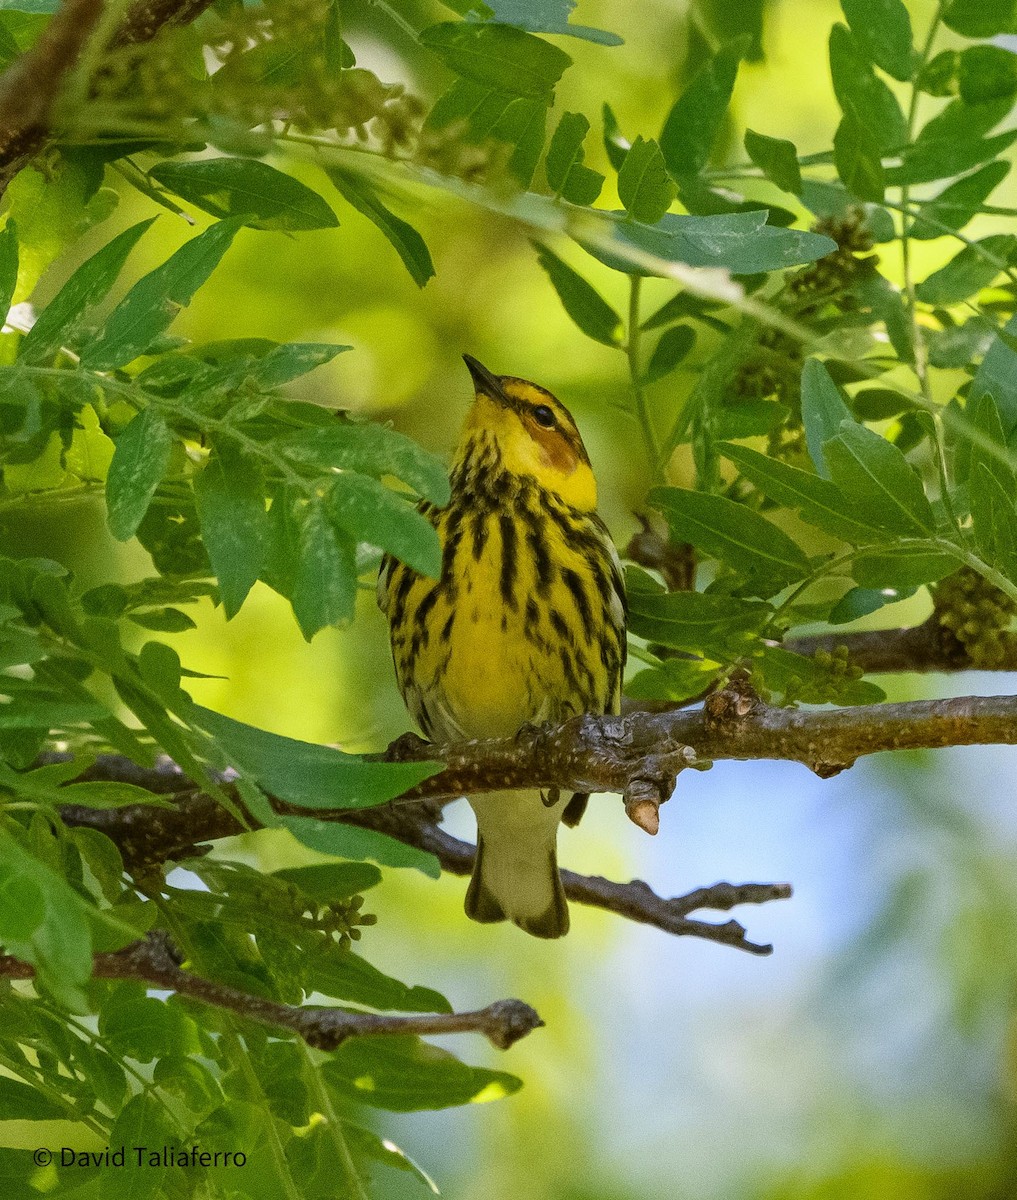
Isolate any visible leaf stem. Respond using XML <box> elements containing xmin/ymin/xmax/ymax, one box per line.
<box><xmin>300</xmin><ymin>1045</ymin><xmax>371</xmax><ymax>1200</ymax></box>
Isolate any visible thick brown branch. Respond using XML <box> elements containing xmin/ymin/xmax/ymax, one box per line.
<box><xmin>0</xmin><ymin>0</ymin><xmax>217</xmax><ymax>195</ymax></box>
<box><xmin>0</xmin><ymin>933</ymin><xmax>542</xmax><ymax>1050</ymax></box>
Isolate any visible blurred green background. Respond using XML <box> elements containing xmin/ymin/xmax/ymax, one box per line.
<box><xmin>4</xmin><ymin>0</ymin><xmax>1017</xmax><ymax>1196</ymax></box>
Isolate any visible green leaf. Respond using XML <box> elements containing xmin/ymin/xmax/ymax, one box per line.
<box><xmin>481</xmin><ymin>0</ymin><xmax>622</xmax><ymax>46</ymax></box>
<box><xmin>625</xmin><ymin>582</ymin><xmax>771</xmax><ymax>656</ymax></box>
<box><xmin>323</xmin><ymin>1035</ymin><xmax>521</xmax><ymax>1111</ymax></box>
<box><xmin>192</xmin><ymin>338</ymin><xmax>351</xmax><ymax>387</ymax></box>
<box><xmin>971</xmin><ymin>313</ymin><xmax>1017</xmax><ymax>432</ymax></box>
<box><xmin>105</xmin><ymin>406</ymin><xmax>174</xmax><ymax>542</ymax></box>
<box><xmin>971</xmin><ymin>464</ymin><xmax>1017</xmax><ymax>583</ymax></box>
<box><xmin>149</xmin><ymin>158</ymin><xmax>338</xmax><ymax>230</ymax></box>
<box><xmin>105</xmin><ymin>1094</ymin><xmax>176</xmax><ymax>1200</ymax></box>
<box><xmin>192</xmin><ymin>705</ymin><xmax>442</xmax><ymax>810</ymax></box>
<box><xmin>644</xmin><ymin>324</ymin><xmax>694</xmax><ymax>383</ymax></box>
<box><xmin>617</xmin><ymin>135</ymin><xmax>675</xmax><ymax>224</ymax></box>
<box><xmin>0</xmin><ymin>828</ymin><xmax>92</xmax><ymax>1011</ymax></box>
<box><xmin>660</xmin><ymin>38</ymin><xmax>746</xmax><ymax>177</ymax></box>
<box><xmin>625</xmin><ymin>657</ymin><xmax>723</xmax><ymax>703</ymax></box>
<box><xmin>0</xmin><ymin>219</ymin><xmax>17</xmax><ymax>327</ymax></box>
<box><xmin>943</xmin><ymin>0</ymin><xmax>1017</xmax><ymax>38</ymax></box>
<box><xmin>720</xmin><ymin>441</ymin><xmax>886</xmax><ymax>543</ymax></box>
<box><xmin>192</xmin><ymin>438</ymin><xmax>268</xmax><ymax>618</ymax></box>
<box><xmin>425</xmin><ymin>79</ymin><xmax>549</xmax><ymax>187</ymax></box>
<box><xmin>533</xmin><ymin>242</ymin><xmax>623</xmax><ymax>346</ymax></box>
<box><xmin>648</xmin><ymin>486</ymin><xmax>811</xmax><ymax>593</ymax></box>
<box><xmin>851</xmin><ymin>545</ymin><xmax>960</xmax><ymax>589</ymax></box>
<box><xmin>326</xmin><ymin>472</ymin><xmax>441</xmax><ymax>578</ymax></box>
<box><xmin>886</xmin><ymin>129</ymin><xmax>1017</xmax><ymax>187</ymax></box>
<box><xmin>801</xmin><ymin>358</ymin><xmax>854</xmax><ymax>479</ymax></box>
<box><xmin>277</xmin><ymin>814</ymin><xmax>440</xmax><ymax>876</ymax></box>
<box><xmin>82</xmin><ymin>218</ymin><xmax>243</xmax><ymax>370</ymax></box>
<box><xmin>544</xmin><ymin>111</ymin><xmax>604</xmax><ymax>205</ymax></box>
<box><xmin>0</xmin><ymin>1076</ymin><xmax>65</xmax><ymax>1121</ymax></box>
<box><xmin>19</xmin><ymin>218</ymin><xmax>156</xmax><ymax>364</ymax></box>
<box><xmin>272</xmin><ymin>862</ymin><xmax>382</xmax><ymax>903</ymax></box>
<box><xmin>959</xmin><ymin>45</ymin><xmax>1017</xmax><ymax>105</ymax></box>
<box><xmin>829</xmin><ymin>584</ymin><xmax>916</xmax><ymax>624</ymax></box>
<box><xmin>281</xmin><ymin>420</ymin><xmax>450</xmax><ymax>505</ymax></box>
<box><xmin>419</xmin><ymin>22</ymin><xmax>570</xmax><ymax>97</ymax></box>
<box><xmin>291</xmin><ymin>498</ymin><xmax>357</xmax><ymax>638</ymax></box>
<box><xmin>840</xmin><ymin>0</ymin><xmax>914</xmax><ymax>81</ymax></box>
<box><xmin>828</xmin><ymin>23</ymin><xmax>908</xmax><ymax>151</ymax></box>
<box><xmin>744</xmin><ymin>129</ymin><xmax>802</xmax><ymax>194</ymax></box>
<box><xmin>833</xmin><ymin>115</ymin><xmax>886</xmax><ymax>202</ymax></box>
<box><xmin>602</xmin><ymin>101</ymin><xmax>630</xmax><ymax>170</ymax></box>
<box><xmin>917</xmin><ymin>49</ymin><xmax>959</xmax><ymax>97</ymax></box>
<box><xmin>306</xmin><ymin>951</ymin><xmax>451</xmax><ymax>1014</ymax></box>
<box><xmin>325</xmin><ymin>167</ymin><xmax>434</xmax><ymax>287</ymax></box>
<box><xmin>914</xmin><ymin>235</ymin><xmax>1016</xmax><ymax>305</ymax></box>
<box><xmin>343</xmin><ymin>1122</ymin><xmax>440</xmax><ymax>1196</ymax></box>
<box><xmin>753</xmin><ymin>644</ymin><xmax>886</xmax><ymax>705</ymax></box>
<box><xmin>822</xmin><ymin>422</ymin><xmax>936</xmax><ymax>537</ymax></box>
<box><xmin>580</xmin><ymin>210</ymin><xmax>837</xmax><ymax>277</ymax></box>
<box><xmin>910</xmin><ymin>161</ymin><xmax>1010</xmax><ymax>240</ymax></box>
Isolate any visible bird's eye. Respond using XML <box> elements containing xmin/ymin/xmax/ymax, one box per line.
<box><xmin>532</xmin><ymin>404</ymin><xmax>556</xmax><ymax>428</ymax></box>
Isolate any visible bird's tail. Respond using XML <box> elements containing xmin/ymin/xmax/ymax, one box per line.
<box><xmin>464</xmin><ymin>790</ymin><xmax>569</xmax><ymax>938</ymax></box>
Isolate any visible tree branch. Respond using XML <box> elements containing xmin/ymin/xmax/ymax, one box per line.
<box><xmin>0</xmin><ymin>0</ymin><xmax>218</xmax><ymax>195</ymax></box>
<box><xmin>0</xmin><ymin>933</ymin><xmax>542</xmax><ymax>1050</ymax></box>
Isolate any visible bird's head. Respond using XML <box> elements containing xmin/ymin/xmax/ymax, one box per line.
<box><xmin>456</xmin><ymin>354</ymin><xmax>597</xmax><ymax>511</ymax></box>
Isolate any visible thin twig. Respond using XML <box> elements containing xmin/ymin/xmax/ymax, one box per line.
<box><xmin>0</xmin><ymin>933</ymin><xmax>543</xmax><ymax>1050</ymax></box>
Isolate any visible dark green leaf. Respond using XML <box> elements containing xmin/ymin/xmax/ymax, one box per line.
<box><xmin>714</xmin><ymin>400</ymin><xmax>789</xmax><ymax>440</ymax></box>
<box><xmin>829</xmin><ymin>23</ymin><xmax>908</xmax><ymax>151</ymax></box>
<box><xmin>917</xmin><ymin>49</ymin><xmax>959</xmax><ymax>97</ymax></box>
<box><xmin>823</xmin><ymin>422</ymin><xmax>936</xmax><ymax>537</ymax></box>
<box><xmin>278</xmin><ymin>814</ymin><xmax>441</xmax><ymax>876</ymax></box>
<box><xmin>105</xmin><ymin>407</ymin><xmax>173</xmax><ymax>542</ymax></box>
<box><xmin>323</xmin><ymin>1035</ymin><xmax>521</xmax><ymax>1111</ymax></box>
<box><xmin>533</xmin><ymin>242</ymin><xmax>623</xmax><ymax>345</ymax></box>
<box><xmin>971</xmin><ymin>313</ymin><xmax>1017</xmax><ymax>432</ymax></box>
<box><xmin>419</xmin><ymin>22</ymin><xmax>570</xmax><ymax>97</ymax></box>
<box><xmin>943</xmin><ymin>0</ymin><xmax>1017</xmax><ymax>37</ymax></box>
<box><xmin>648</xmin><ymin>486</ymin><xmax>811</xmax><ymax>593</ymax></box>
<box><xmin>801</xmin><ymin>358</ymin><xmax>854</xmax><ymax>479</ymax></box>
<box><xmin>192</xmin><ymin>705</ymin><xmax>442</xmax><ymax>810</ymax></box>
<box><xmin>744</xmin><ymin>128</ymin><xmax>802</xmax><ymax>194</ymax></box>
<box><xmin>0</xmin><ymin>219</ymin><xmax>17</xmax><ymax>327</ymax></box>
<box><xmin>482</xmin><ymin>0</ymin><xmax>622</xmax><ymax>46</ymax></box>
<box><xmin>602</xmin><ymin>101</ymin><xmax>629</xmax><ymax>170</ymax></box>
<box><xmin>644</xmin><ymin>324</ymin><xmax>694</xmax><ymax>383</ymax></box>
<box><xmin>829</xmin><ymin>584</ymin><xmax>916</xmax><ymax>624</ymax></box>
<box><xmin>914</xmin><ymin>235</ymin><xmax>1016</xmax><ymax>305</ymax></box>
<box><xmin>544</xmin><ymin>112</ymin><xmax>604</xmax><ymax>205</ymax></box>
<box><xmin>105</xmin><ymin>1094</ymin><xmax>176</xmax><ymax>1200</ymax></box>
<box><xmin>841</xmin><ymin>0</ymin><xmax>914</xmax><ymax>81</ymax></box>
<box><xmin>660</xmin><ymin>38</ymin><xmax>747</xmax><ymax>177</ymax></box>
<box><xmin>720</xmin><ymin>441</ymin><xmax>886</xmax><ymax>543</ymax></box>
<box><xmin>887</xmin><ymin>130</ymin><xmax>1017</xmax><ymax>187</ymax></box>
<box><xmin>20</xmin><ymin>219</ymin><xmax>156</xmax><ymax>364</ymax></box>
<box><xmin>959</xmin><ymin>45</ymin><xmax>1017</xmax><ymax>105</ymax></box>
<box><xmin>910</xmin><ymin>161</ymin><xmax>1010</xmax><ymax>240</ymax></box>
<box><xmin>82</xmin><ymin>218</ymin><xmax>243</xmax><ymax>370</ymax></box>
<box><xmin>326</xmin><ymin>472</ymin><xmax>441</xmax><ymax>578</ymax></box>
<box><xmin>851</xmin><ymin>545</ymin><xmax>961</xmax><ymax>588</ymax></box>
<box><xmin>580</xmin><ymin>210</ymin><xmax>836</xmax><ymax>277</ymax></box>
<box><xmin>272</xmin><ymin>862</ymin><xmax>382</xmax><ymax>903</ymax></box>
<box><xmin>850</xmin><ymin>387</ymin><xmax>915</xmax><ymax>421</ymax></box>
<box><xmin>972</xmin><ymin>463</ymin><xmax>1017</xmax><ymax>583</ymax></box>
<box><xmin>306</xmin><ymin>951</ymin><xmax>452</xmax><ymax>1014</ymax></box>
<box><xmin>192</xmin><ymin>439</ymin><xmax>268</xmax><ymax>618</ymax></box>
<box><xmin>0</xmin><ymin>1076</ymin><xmax>65</xmax><ymax>1121</ymax></box>
<box><xmin>617</xmin><ymin>136</ymin><xmax>675</xmax><ymax>224</ymax></box>
<box><xmin>150</xmin><ymin>158</ymin><xmax>338</xmax><ymax>230</ymax></box>
<box><xmin>625</xmin><ymin>581</ymin><xmax>771</xmax><ymax>656</ymax></box>
<box><xmin>291</xmin><ymin>498</ymin><xmax>357</xmax><ymax>638</ymax></box>
<box><xmin>326</xmin><ymin>167</ymin><xmax>434</xmax><ymax>287</ymax></box>
<box><xmin>833</xmin><ymin>115</ymin><xmax>886</xmax><ymax>201</ymax></box>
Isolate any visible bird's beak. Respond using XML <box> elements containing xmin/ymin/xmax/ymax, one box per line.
<box><xmin>463</xmin><ymin>354</ymin><xmax>510</xmax><ymax>406</ymax></box>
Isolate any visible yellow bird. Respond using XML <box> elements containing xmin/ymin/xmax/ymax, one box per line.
<box><xmin>379</xmin><ymin>356</ymin><xmax>627</xmax><ymax>937</ymax></box>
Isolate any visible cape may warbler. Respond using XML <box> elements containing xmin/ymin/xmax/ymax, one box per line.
<box><xmin>379</xmin><ymin>356</ymin><xmax>626</xmax><ymax>938</ymax></box>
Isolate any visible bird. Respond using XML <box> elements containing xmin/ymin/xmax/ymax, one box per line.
<box><xmin>378</xmin><ymin>355</ymin><xmax>627</xmax><ymax>938</ymax></box>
